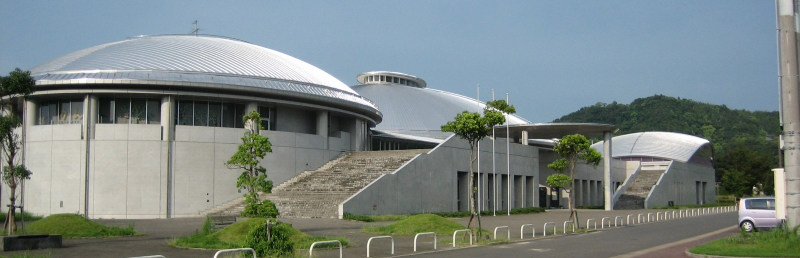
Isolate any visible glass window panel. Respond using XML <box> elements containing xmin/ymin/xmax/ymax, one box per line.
<box><xmin>147</xmin><ymin>99</ymin><xmax>160</xmax><ymax>124</ymax></box>
<box><xmin>234</xmin><ymin>104</ymin><xmax>245</xmax><ymax>128</ymax></box>
<box><xmin>99</xmin><ymin>98</ymin><xmax>113</xmax><ymax>124</ymax></box>
<box><xmin>49</xmin><ymin>103</ymin><xmax>58</xmax><ymax>125</ymax></box>
<box><xmin>400</xmin><ymin>78</ymin><xmax>406</xmax><ymax>85</ymax></box>
<box><xmin>194</xmin><ymin>101</ymin><xmax>208</xmax><ymax>126</ymax></box>
<box><xmin>258</xmin><ymin>106</ymin><xmax>270</xmax><ymax>130</ymax></box>
<box><xmin>115</xmin><ymin>98</ymin><xmax>130</xmax><ymax>124</ymax></box>
<box><xmin>177</xmin><ymin>100</ymin><xmax>193</xmax><ymax>125</ymax></box>
<box><xmin>70</xmin><ymin>99</ymin><xmax>83</xmax><ymax>124</ymax></box>
<box><xmin>58</xmin><ymin>101</ymin><xmax>70</xmax><ymax>124</ymax></box>
<box><xmin>393</xmin><ymin>77</ymin><xmax>399</xmax><ymax>83</ymax></box>
<box><xmin>131</xmin><ymin>98</ymin><xmax>147</xmax><ymax>124</ymax></box>
<box><xmin>209</xmin><ymin>102</ymin><xmax>222</xmax><ymax>127</ymax></box>
<box><xmin>380</xmin><ymin>75</ymin><xmax>385</xmax><ymax>82</ymax></box>
<box><xmin>386</xmin><ymin>76</ymin><xmax>392</xmax><ymax>83</ymax></box>
<box><xmin>39</xmin><ymin>104</ymin><xmax>49</xmax><ymax>125</ymax></box>
<box><xmin>222</xmin><ymin>103</ymin><xmax>235</xmax><ymax>128</ymax></box>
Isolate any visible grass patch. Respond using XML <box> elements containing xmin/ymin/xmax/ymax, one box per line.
<box><xmin>651</xmin><ymin>203</ymin><xmax>732</xmax><ymax>209</ymax></box>
<box><xmin>0</xmin><ymin>253</ymin><xmax>50</xmax><ymax>258</ymax></box>
<box><xmin>344</xmin><ymin>207</ymin><xmax>546</xmax><ymax>222</ymax></box>
<box><xmin>690</xmin><ymin>226</ymin><xmax>800</xmax><ymax>257</ymax></box>
<box><xmin>171</xmin><ymin>218</ymin><xmax>349</xmax><ymax>250</ymax></box>
<box><xmin>23</xmin><ymin>214</ymin><xmax>137</xmax><ymax>238</ymax></box>
<box><xmin>0</xmin><ymin>212</ymin><xmax>43</xmax><ymax>223</ymax></box>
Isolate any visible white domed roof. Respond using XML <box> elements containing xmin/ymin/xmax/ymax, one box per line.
<box><xmin>30</xmin><ymin>35</ymin><xmax>354</xmax><ymax>93</ymax></box>
<box><xmin>591</xmin><ymin>131</ymin><xmax>712</xmax><ymax>163</ymax></box>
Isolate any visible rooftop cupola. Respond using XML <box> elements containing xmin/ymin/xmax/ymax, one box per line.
<box><xmin>356</xmin><ymin>71</ymin><xmax>427</xmax><ymax>88</ymax></box>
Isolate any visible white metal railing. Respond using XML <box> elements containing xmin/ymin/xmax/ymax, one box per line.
<box><xmin>543</xmin><ymin>222</ymin><xmax>555</xmax><ymax>236</ymax></box>
<box><xmin>638</xmin><ymin>213</ymin><xmax>645</xmax><ymax>223</ymax></box>
<box><xmin>413</xmin><ymin>232</ymin><xmax>436</xmax><ymax>252</ymax></box>
<box><xmin>452</xmin><ymin>229</ymin><xmax>472</xmax><ymax>247</ymax></box>
<box><xmin>563</xmin><ymin>221</ymin><xmax>575</xmax><ymax>234</ymax></box>
<box><xmin>586</xmin><ymin>219</ymin><xmax>597</xmax><ymax>231</ymax></box>
<box><xmin>647</xmin><ymin>213</ymin><xmax>654</xmax><ymax>222</ymax></box>
<box><xmin>367</xmin><ymin>236</ymin><xmax>394</xmax><ymax>257</ymax></box>
<box><xmin>309</xmin><ymin>240</ymin><xmax>342</xmax><ymax>258</ymax></box>
<box><xmin>215</xmin><ymin>248</ymin><xmax>256</xmax><ymax>258</ymax></box>
<box><xmin>520</xmin><ymin>224</ymin><xmax>535</xmax><ymax>239</ymax></box>
<box><xmin>627</xmin><ymin>214</ymin><xmax>634</xmax><ymax>225</ymax></box>
<box><xmin>494</xmin><ymin>226</ymin><xmax>510</xmax><ymax>239</ymax></box>
<box><xmin>656</xmin><ymin>212</ymin><xmax>662</xmax><ymax>221</ymax></box>
<box><xmin>601</xmin><ymin>217</ymin><xmax>610</xmax><ymax>228</ymax></box>
<box><xmin>615</xmin><ymin>216</ymin><xmax>623</xmax><ymax>227</ymax></box>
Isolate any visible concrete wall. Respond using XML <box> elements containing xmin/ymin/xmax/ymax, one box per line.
<box><xmin>275</xmin><ymin>107</ymin><xmax>316</xmax><ymax>135</ymax></box>
<box><xmin>341</xmin><ymin>135</ymin><xmax>538</xmax><ymax>215</ymax></box>
<box><xmin>23</xmin><ymin>124</ymin><xmax>86</xmax><ymax>217</ymax></box>
<box><xmin>645</xmin><ymin>161</ymin><xmax>716</xmax><ymax>208</ymax></box>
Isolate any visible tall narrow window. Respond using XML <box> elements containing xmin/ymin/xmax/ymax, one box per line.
<box><xmin>194</xmin><ymin>101</ymin><xmax>209</xmax><ymax>126</ymax></box>
<box><xmin>222</xmin><ymin>103</ymin><xmax>235</xmax><ymax>128</ymax></box>
<box><xmin>115</xmin><ymin>98</ymin><xmax>130</xmax><ymax>124</ymax></box>
<box><xmin>48</xmin><ymin>102</ymin><xmax>57</xmax><ymax>125</ymax></box>
<box><xmin>146</xmin><ymin>99</ymin><xmax>160</xmax><ymax>124</ymax></box>
<box><xmin>209</xmin><ymin>102</ymin><xmax>222</xmax><ymax>127</ymax></box>
<box><xmin>234</xmin><ymin>104</ymin><xmax>245</xmax><ymax>128</ymax></box>
<box><xmin>39</xmin><ymin>104</ymin><xmax>50</xmax><ymax>125</ymax></box>
<box><xmin>258</xmin><ymin>106</ymin><xmax>273</xmax><ymax>130</ymax></box>
<box><xmin>130</xmin><ymin>98</ymin><xmax>147</xmax><ymax>124</ymax></box>
<box><xmin>178</xmin><ymin>100</ymin><xmax>193</xmax><ymax>125</ymax></box>
<box><xmin>70</xmin><ymin>99</ymin><xmax>83</xmax><ymax>124</ymax></box>
<box><xmin>99</xmin><ymin>98</ymin><xmax>112</xmax><ymax>124</ymax></box>
<box><xmin>59</xmin><ymin>101</ymin><xmax>70</xmax><ymax>124</ymax></box>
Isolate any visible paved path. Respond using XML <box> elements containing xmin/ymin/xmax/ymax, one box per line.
<box><xmin>0</xmin><ymin>208</ymin><xmax>734</xmax><ymax>258</ymax></box>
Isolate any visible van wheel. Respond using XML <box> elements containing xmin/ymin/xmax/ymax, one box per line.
<box><xmin>741</xmin><ymin>220</ymin><xmax>755</xmax><ymax>232</ymax></box>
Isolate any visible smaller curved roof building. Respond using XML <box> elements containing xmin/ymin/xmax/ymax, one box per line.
<box><xmin>591</xmin><ymin>131</ymin><xmax>713</xmax><ymax>163</ymax></box>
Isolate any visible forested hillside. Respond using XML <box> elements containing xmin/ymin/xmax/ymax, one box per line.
<box><xmin>554</xmin><ymin>95</ymin><xmax>780</xmax><ymax>195</ymax></box>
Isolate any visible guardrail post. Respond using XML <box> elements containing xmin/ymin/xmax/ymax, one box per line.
<box><xmin>214</xmin><ymin>248</ymin><xmax>256</xmax><ymax>258</ymax></box>
<box><xmin>657</xmin><ymin>212</ymin><xmax>663</xmax><ymax>221</ymax></box>
<box><xmin>414</xmin><ymin>232</ymin><xmax>436</xmax><ymax>252</ymax></box>
<box><xmin>494</xmin><ymin>226</ymin><xmax>510</xmax><ymax>240</ymax></box>
<box><xmin>614</xmin><ymin>216</ymin><xmax>623</xmax><ymax>227</ymax></box>
<box><xmin>647</xmin><ymin>213</ymin><xmax>654</xmax><ymax>222</ymax></box>
<box><xmin>586</xmin><ymin>219</ymin><xmax>597</xmax><ymax>231</ymax></box>
<box><xmin>520</xmin><ymin>224</ymin><xmax>535</xmax><ymax>239</ymax></box>
<box><xmin>309</xmin><ymin>241</ymin><xmax>343</xmax><ymax>258</ymax></box>
<box><xmin>563</xmin><ymin>221</ymin><xmax>575</xmax><ymax>234</ymax></box>
<box><xmin>601</xmin><ymin>217</ymin><xmax>610</xmax><ymax>228</ymax></box>
<box><xmin>543</xmin><ymin>222</ymin><xmax>555</xmax><ymax>236</ymax></box>
<box><xmin>627</xmin><ymin>214</ymin><xmax>634</xmax><ymax>225</ymax></box>
<box><xmin>638</xmin><ymin>213</ymin><xmax>644</xmax><ymax>224</ymax></box>
<box><xmin>452</xmin><ymin>229</ymin><xmax>472</xmax><ymax>247</ymax></box>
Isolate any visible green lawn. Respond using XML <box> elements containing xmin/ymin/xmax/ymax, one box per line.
<box><xmin>22</xmin><ymin>214</ymin><xmax>137</xmax><ymax>238</ymax></box>
<box><xmin>171</xmin><ymin>218</ymin><xmax>349</xmax><ymax>250</ymax></box>
<box><xmin>690</xmin><ymin>227</ymin><xmax>800</xmax><ymax>257</ymax></box>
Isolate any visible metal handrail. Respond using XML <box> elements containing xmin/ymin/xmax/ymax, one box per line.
<box><xmin>627</xmin><ymin>214</ymin><xmax>634</xmax><ymax>225</ymax></box>
<box><xmin>543</xmin><ymin>222</ymin><xmax>555</xmax><ymax>236</ymax></box>
<box><xmin>656</xmin><ymin>212</ymin><xmax>663</xmax><ymax>221</ymax></box>
<box><xmin>614</xmin><ymin>216</ymin><xmax>623</xmax><ymax>227</ymax></box>
<box><xmin>367</xmin><ymin>236</ymin><xmax>394</xmax><ymax>257</ymax></box>
<box><xmin>601</xmin><ymin>217</ymin><xmax>610</xmax><ymax>228</ymax></box>
<box><xmin>520</xmin><ymin>224</ymin><xmax>535</xmax><ymax>239</ymax></box>
<box><xmin>586</xmin><ymin>219</ymin><xmax>597</xmax><ymax>231</ymax></box>
<box><xmin>414</xmin><ymin>232</ymin><xmax>436</xmax><ymax>252</ymax></box>
<box><xmin>638</xmin><ymin>213</ymin><xmax>645</xmax><ymax>224</ymax></box>
<box><xmin>647</xmin><ymin>213</ymin><xmax>654</xmax><ymax>222</ymax></box>
<box><xmin>215</xmin><ymin>248</ymin><xmax>256</xmax><ymax>258</ymax></box>
<box><xmin>309</xmin><ymin>240</ymin><xmax>342</xmax><ymax>258</ymax></box>
<box><xmin>452</xmin><ymin>229</ymin><xmax>472</xmax><ymax>247</ymax></box>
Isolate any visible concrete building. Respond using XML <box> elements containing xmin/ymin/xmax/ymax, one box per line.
<box><xmin>10</xmin><ymin>35</ymin><xmax>715</xmax><ymax>219</ymax></box>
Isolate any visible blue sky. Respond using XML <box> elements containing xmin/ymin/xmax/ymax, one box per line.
<box><xmin>0</xmin><ymin>1</ymin><xmax>778</xmax><ymax>122</ymax></box>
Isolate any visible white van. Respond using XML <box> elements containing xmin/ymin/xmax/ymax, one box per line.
<box><xmin>738</xmin><ymin>197</ymin><xmax>780</xmax><ymax>232</ymax></box>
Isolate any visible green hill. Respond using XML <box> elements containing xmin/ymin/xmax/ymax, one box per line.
<box><xmin>553</xmin><ymin>95</ymin><xmax>780</xmax><ymax>166</ymax></box>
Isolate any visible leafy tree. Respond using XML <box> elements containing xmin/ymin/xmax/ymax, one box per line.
<box><xmin>0</xmin><ymin>68</ymin><xmax>34</xmax><ymax>235</ymax></box>
<box><xmin>441</xmin><ymin>99</ymin><xmax>513</xmax><ymax>241</ymax></box>
<box><xmin>717</xmin><ymin>146</ymin><xmax>773</xmax><ymax>198</ymax></box>
<box><xmin>547</xmin><ymin>134</ymin><xmax>602</xmax><ymax>228</ymax></box>
<box><xmin>225</xmin><ymin>111</ymin><xmax>275</xmax><ymax>218</ymax></box>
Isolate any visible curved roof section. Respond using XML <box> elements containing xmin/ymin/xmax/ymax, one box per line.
<box><xmin>27</xmin><ymin>35</ymin><xmax>380</xmax><ymax>121</ymax></box>
<box><xmin>351</xmin><ymin>82</ymin><xmax>530</xmax><ymax>133</ymax></box>
<box><xmin>591</xmin><ymin>131</ymin><xmax>711</xmax><ymax>163</ymax></box>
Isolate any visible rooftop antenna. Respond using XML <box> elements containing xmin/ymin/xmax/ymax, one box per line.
<box><xmin>190</xmin><ymin>20</ymin><xmax>200</xmax><ymax>36</ymax></box>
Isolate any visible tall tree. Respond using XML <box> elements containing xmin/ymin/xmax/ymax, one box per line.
<box><xmin>441</xmin><ymin>99</ymin><xmax>512</xmax><ymax>241</ymax></box>
<box><xmin>717</xmin><ymin>145</ymin><xmax>773</xmax><ymax>198</ymax></box>
<box><xmin>547</xmin><ymin>134</ymin><xmax>602</xmax><ymax>229</ymax></box>
<box><xmin>225</xmin><ymin>111</ymin><xmax>276</xmax><ymax>217</ymax></box>
<box><xmin>0</xmin><ymin>68</ymin><xmax>35</xmax><ymax>234</ymax></box>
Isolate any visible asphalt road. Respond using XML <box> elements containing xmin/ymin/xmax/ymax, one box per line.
<box><xmin>405</xmin><ymin>212</ymin><xmax>737</xmax><ymax>258</ymax></box>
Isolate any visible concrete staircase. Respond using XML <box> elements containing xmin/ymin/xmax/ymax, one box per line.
<box><xmin>202</xmin><ymin>149</ymin><xmax>430</xmax><ymax>218</ymax></box>
<box><xmin>613</xmin><ymin>170</ymin><xmax>665</xmax><ymax>210</ymax></box>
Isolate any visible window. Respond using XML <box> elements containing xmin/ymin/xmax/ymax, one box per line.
<box><xmin>176</xmin><ymin>100</ymin><xmax>245</xmax><ymax>128</ymax></box>
<box><xmin>746</xmin><ymin>199</ymin><xmax>775</xmax><ymax>210</ymax></box>
<box><xmin>98</xmin><ymin>98</ymin><xmax>160</xmax><ymax>124</ymax></box>
<box><xmin>393</xmin><ymin>77</ymin><xmax>399</xmax><ymax>83</ymax></box>
<box><xmin>399</xmin><ymin>78</ymin><xmax>406</xmax><ymax>85</ymax></box>
<box><xmin>380</xmin><ymin>75</ymin><xmax>385</xmax><ymax>82</ymax></box>
<box><xmin>37</xmin><ymin>99</ymin><xmax>84</xmax><ymax>125</ymax></box>
<box><xmin>258</xmin><ymin>106</ymin><xmax>275</xmax><ymax>130</ymax></box>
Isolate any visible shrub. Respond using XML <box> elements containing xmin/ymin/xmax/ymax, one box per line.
<box><xmin>245</xmin><ymin>221</ymin><xmax>294</xmax><ymax>257</ymax></box>
<box><xmin>241</xmin><ymin>198</ymin><xmax>279</xmax><ymax>218</ymax></box>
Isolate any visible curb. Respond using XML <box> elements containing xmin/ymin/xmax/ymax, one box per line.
<box><xmin>684</xmin><ymin>250</ymin><xmax>766</xmax><ymax>258</ymax></box>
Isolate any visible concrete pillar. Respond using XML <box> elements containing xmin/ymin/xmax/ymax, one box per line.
<box><xmin>604</xmin><ymin>131</ymin><xmax>613</xmax><ymax>210</ymax></box>
<box><xmin>775</xmin><ymin>168</ymin><xmax>787</xmax><ymax>221</ymax></box>
<box><xmin>87</xmin><ymin>95</ymin><xmax>97</xmax><ymax>139</ymax></box>
<box><xmin>24</xmin><ymin>100</ymin><xmax>36</xmax><ymax>129</ymax></box>
<box><xmin>317</xmin><ymin>111</ymin><xmax>328</xmax><ymax>149</ymax></box>
<box><xmin>245</xmin><ymin>102</ymin><xmax>258</xmax><ymax>132</ymax></box>
<box><xmin>778</xmin><ymin>0</ymin><xmax>800</xmax><ymax>229</ymax></box>
<box><xmin>161</xmin><ymin>96</ymin><xmax>174</xmax><ymax>141</ymax></box>
<box><xmin>521</xmin><ymin>131</ymin><xmax>528</xmax><ymax>145</ymax></box>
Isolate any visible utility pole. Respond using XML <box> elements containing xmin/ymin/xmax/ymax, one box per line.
<box><xmin>777</xmin><ymin>0</ymin><xmax>800</xmax><ymax>228</ymax></box>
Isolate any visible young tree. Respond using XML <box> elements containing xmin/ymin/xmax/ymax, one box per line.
<box><xmin>0</xmin><ymin>68</ymin><xmax>35</xmax><ymax>234</ymax></box>
<box><xmin>547</xmin><ymin>134</ymin><xmax>602</xmax><ymax>228</ymax></box>
<box><xmin>225</xmin><ymin>111</ymin><xmax>277</xmax><ymax>217</ymax></box>
<box><xmin>441</xmin><ymin>99</ymin><xmax>513</xmax><ymax>241</ymax></box>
